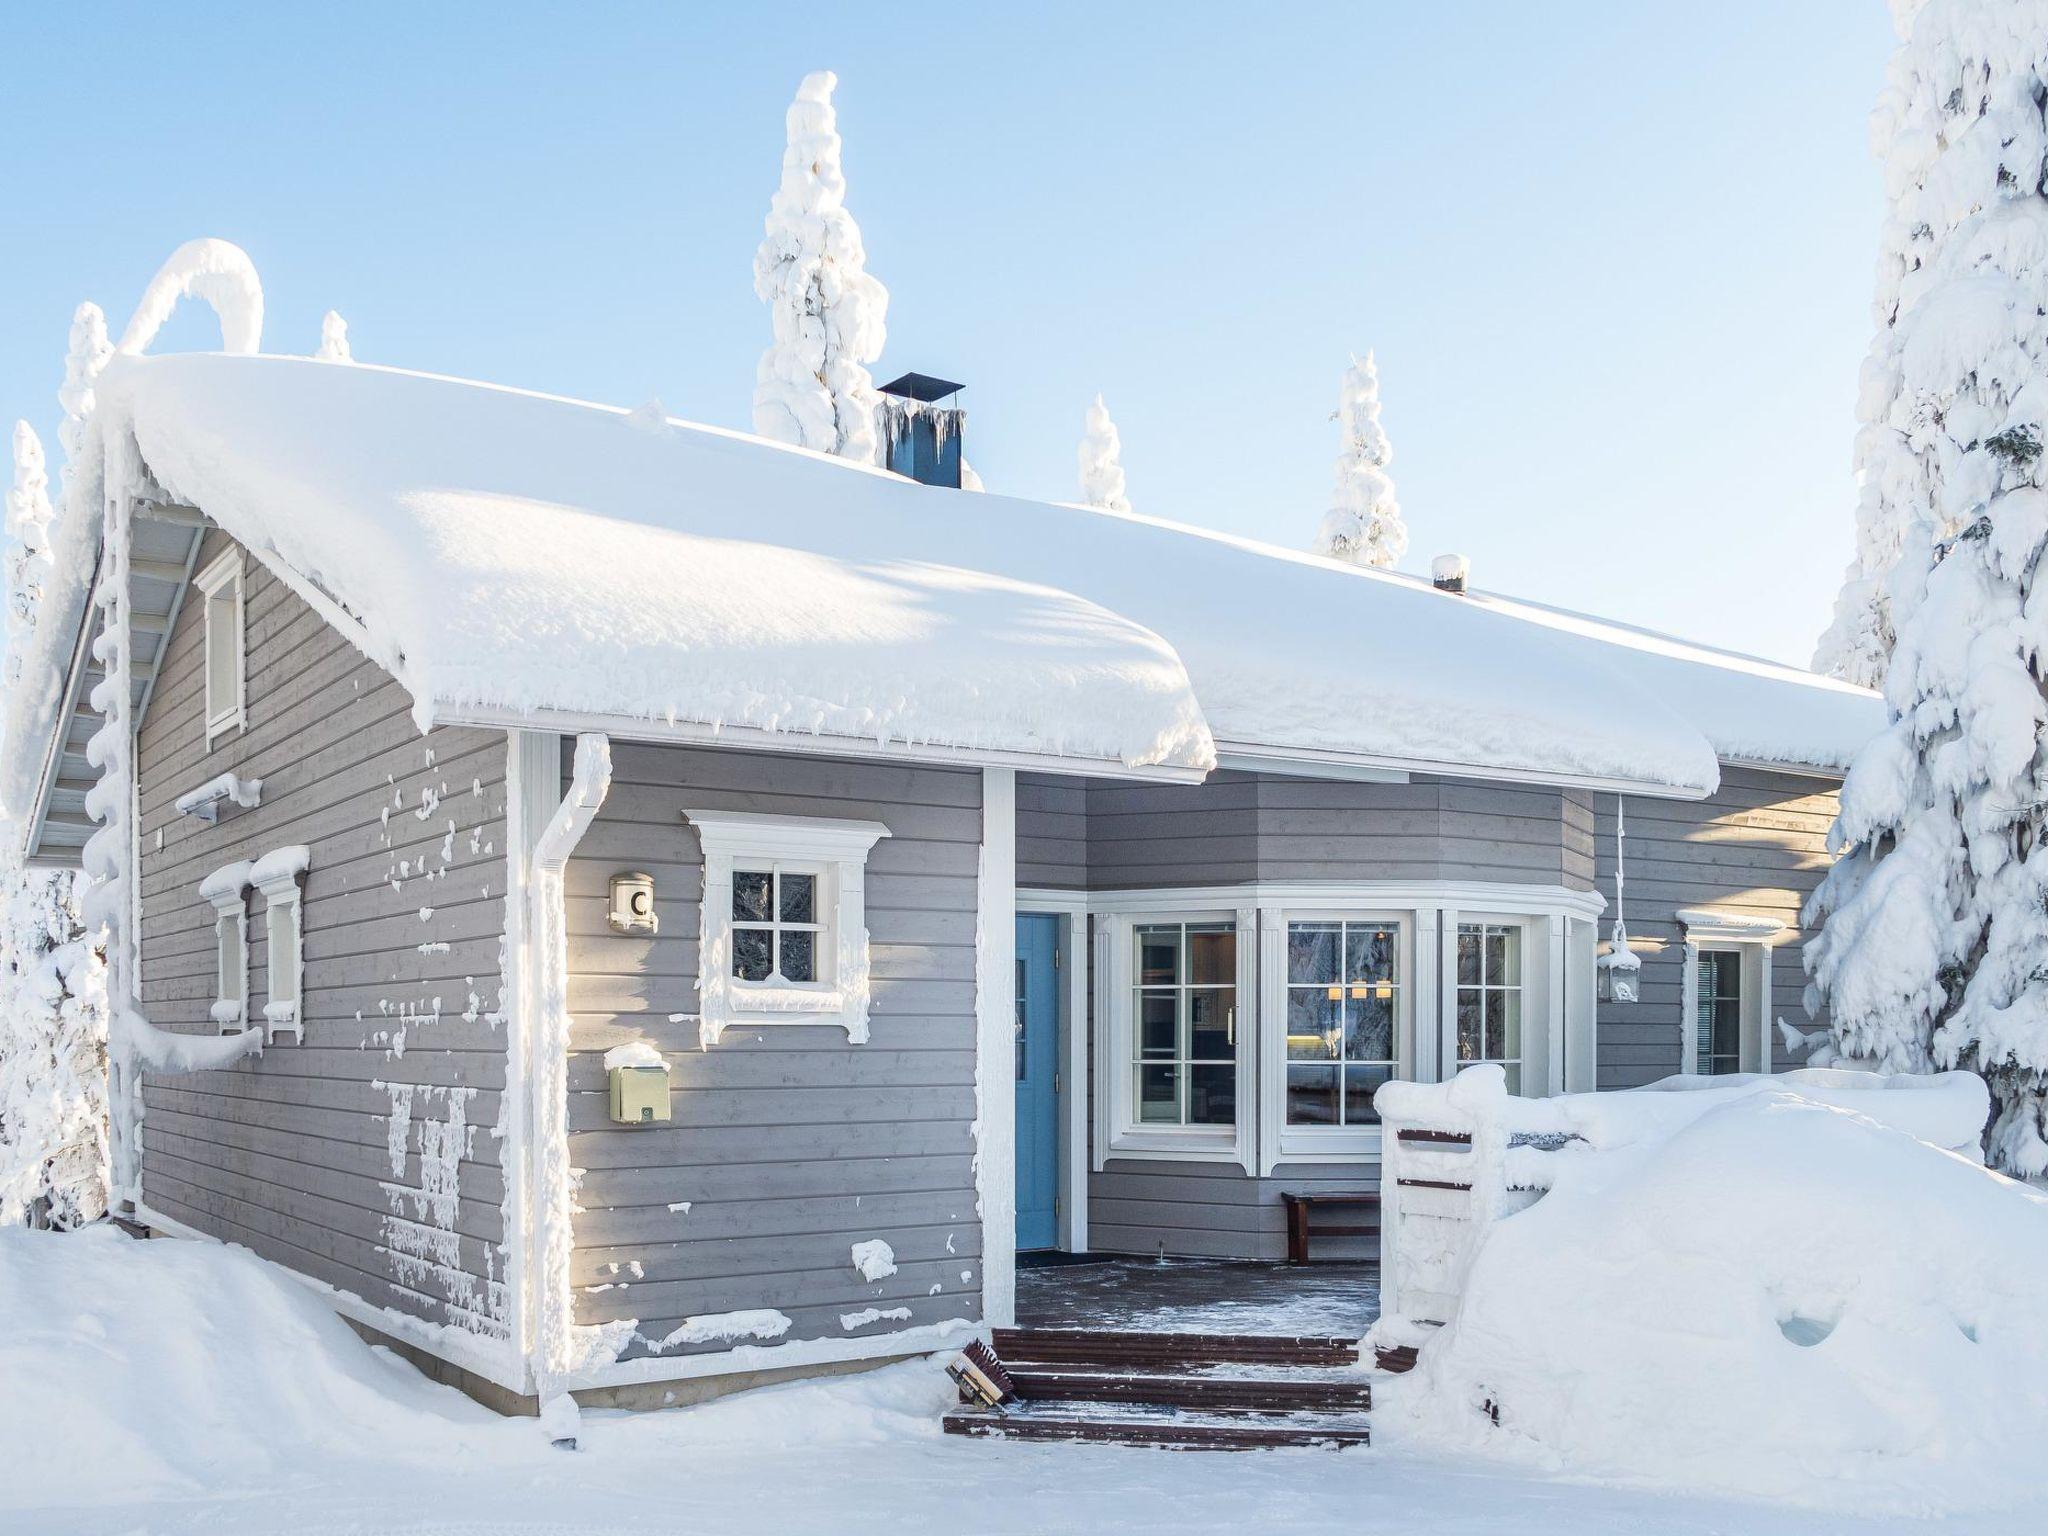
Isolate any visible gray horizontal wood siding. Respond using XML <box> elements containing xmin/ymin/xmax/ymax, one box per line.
<box><xmin>563</xmin><ymin>744</ymin><xmax>984</xmax><ymax>1361</ymax></box>
<box><xmin>135</xmin><ymin>528</ymin><xmax>512</xmax><ymax>1341</ymax></box>
<box><xmin>1016</xmin><ymin>771</ymin><xmax>1085</xmax><ymax>890</ymax></box>
<box><xmin>1592</xmin><ymin>766</ymin><xmax>1840</xmax><ymax>1088</ymax></box>
<box><xmin>1088</xmin><ymin>1160</ymin><xmax>1376</xmax><ymax>1262</ymax></box>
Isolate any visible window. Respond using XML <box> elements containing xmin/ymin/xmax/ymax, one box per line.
<box><xmin>1695</xmin><ymin>949</ymin><xmax>1743</xmax><ymax>1075</ymax></box>
<box><xmin>195</xmin><ymin>549</ymin><xmax>246</xmax><ymax>744</ymax></box>
<box><xmin>1455</xmin><ymin>921</ymin><xmax>1523</xmax><ymax>1094</ymax></box>
<box><xmin>1285</xmin><ymin>920</ymin><xmax>1400</xmax><ymax>1127</ymax></box>
<box><xmin>686</xmin><ymin>808</ymin><xmax>890</xmax><ymax>1046</ymax></box>
<box><xmin>1130</xmin><ymin>921</ymin><xmax>1236</xmax><ymax>1127</ymax></box>
<box><xmin>199</xmin><ymin>861</ymin><xmax>251</xmax><ymax>1033</ymax></box>
<box><xmin>253</xmin><ymin>848</ymin><xmax>308</xmax><ymax>1045</ymax></box>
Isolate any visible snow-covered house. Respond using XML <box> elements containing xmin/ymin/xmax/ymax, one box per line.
<box><xmin>4</xmin><ymin>346</ymin><xmax>1880</xmax><ymax>1413</ymax></box>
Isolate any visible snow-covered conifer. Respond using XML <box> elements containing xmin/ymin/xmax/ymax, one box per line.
<box><xmin>751</xmin><ymin>71</ymin><xmax>889</xmax><ymax>462</ymax></box>
<box><xmin>316</xmin><ymin>310</ymin><xmax>352</xmax><ymax>362</ymax></box>
<box><xmin>1805</xmin><ymin>0</ymin><xmax>2048</xmax><ymax>1175</ymax></box>
<box><xmin>1313</xmin><ymin>352</ymin><xmax>1406</xmax><ymax>569</ymax></box>
<box><xmin>1077</xmin><ymin>395</ymin><xmax>1131</xmax><ymax>513</ymax></box>
<box><xmin>6</xmin><ymin>423</ymin><xmax>53</xmax><ymax>685</ymax></box>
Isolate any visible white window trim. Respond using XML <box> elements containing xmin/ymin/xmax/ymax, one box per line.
<box><xmin>1092</xmin><ymin>906</ymin><xmax>1257</xmax><ymax>1171</ymax></box>
<box><xmin>1677</xmin><ymin>908</ymin><xmax>1785</xmax><ymax>1076</ymax></box>
<box><xmin>254</xmin><ymin>861</ymin><xmax>305</xmax><ymax>1045</ymax></box>
<box><xmin>200</xmin><ymin>865</ymin><xmax>250</xmax><ymax>1034</ymax></box>
<box><xmin>686</xmin><ymin>808</ymin><xmax>891</xmax><ymax>1047</ymax></box>
<box><xmin>195</xmin><ymin>548</ymin><xmax>247</xmax><ymax>746</ymax></box>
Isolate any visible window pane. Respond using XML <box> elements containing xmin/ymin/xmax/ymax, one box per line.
<box><xmin>1456</xmin><ymin>928</ymin><xmax>1481</xmax><ymax>985</ymax></box>
<box><xmin>1287</xmin><ymin>990</ymin><xmax>1339</xmax><ymax>1060</ymax></box>
<box><xmin>733</xmin><ymin>926</ymin><xmax>772</xmax><ymax>981</ymax></box>
<box><xmin>1189</xmin><ymin>987</ymin><xmax>1233</xmax><ymax>1059</ymax></box>
<box><xmin>1500</xmin><ymin>990</ymin><xmax>1523</xmax><ymax>1061</ymax></box>
<box><xmin>780</xmin><ymin>929</ymin><xmax>815</xmax><ymax>983</ymax></box>
<box><xmin>206</xmin><ymin>591</ymin><xmax>238</xmax><ymax>721</ymax></box>
<box><xmin>267</xmin><ymin>906</ymin><xmax>296</xmax><ymax>1005</ymax></box>
<box><xmin>1489</xmin><ymin>927</ymin><xmax>1521</xmax><ymax>986</ymax></box>
<box><xmin>1713</xmin><ymin>997</ymin><xmax>1741</xmax><ymax>1060</ymax></box>
<box><xmin>778</xmin><ymin>871</ymin><xmax>815</xmax><ymax>924</ymax></box>
<box><xmin>1188</xmin><ymin>926</ymin><xmax>1234</xmax><ymax>986</ymax></box>
<box><xmin>1137</xmin><ymin>928</ymin><xmax>1179</xmax><ymax>986</ymax></box>
<box><xmin>1346</xmin><ymin>995</ymin><xmax>1394</xmax><ymax>1064</ymax></box>
<box><xmin>1287</xmin><ymin>1064</ymin><xmax>1339</xmax><ymax>1126</ymax></box>
<box><xmin>1137</xmin><ymin>991</ymin><xmax>1176</xmax><ymax>1058</ymax></box>
<box><xmin>1345</xmin><ymin>1064</ymin><xmax>1392</xmax><ymax>1126</ymax></box>
<box><xmin>733</xmin><ymin>871</ymin><xmax>772</xmax><ymax>923</ymax></box>
<box><xmin>1456</xmin><ymin>996</ymin><xmax>1483</xmax><ymax>1061</ymax></box>
<box><xmin>1136</xmin><ymin>1064</ymin><xmax>1180</xmax><ymax>1123</ymax></box>
<box><xmin>1346</xmin><ymin>926</ymin><xmax>1396</xmax><ymax>984</ymax></box>
<box><xmin>1287</xmin><ymin>923</ymin><xmax>1340</xmax><ymax>985</ymax></box>
<box><xmin>1188</xmin><ymin>1064</ymin><xmax>1235</xmax><ymax>1126</ymax></box>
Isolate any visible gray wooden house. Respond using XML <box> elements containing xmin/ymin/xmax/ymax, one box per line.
<box><xmin>6</xmin><ymin>348</ymin><xmax>1881</xmax><ymax>1413</ymax></box>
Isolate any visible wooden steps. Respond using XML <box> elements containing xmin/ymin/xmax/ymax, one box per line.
<box><xmin>944</xmin><ymin>1328</ymin><xmax>1374</xmax><ymax>1451</ymax></box>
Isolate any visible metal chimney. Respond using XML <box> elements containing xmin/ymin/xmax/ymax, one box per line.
<box><xmin>1432</xmin><ymin>553</ymin><xmax>1470</xmax><ymax>595</ymax></box>
<box><xmin>877</xmin><ymin>372</ymin><xmax>965</xmax><ymax>488</ymax></box>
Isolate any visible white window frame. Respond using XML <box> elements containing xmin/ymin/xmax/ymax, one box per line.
<box><xmin>1677</xmin><ymin>908</ymin><xmax>1785</xmax><ymax>1076</ymax></box>
<box><xmin>686</xmin><ymin>808</ymin><xmax>891</xmax><ymax>1046</ymax></box>
<box><xmin>201</xmin><ymin>864</ymin><xmax>251</xmax><ymax>1033</ymax></box>
<box><xmin>254</xmin><ymin>861</ymin><xmax>305</xmax><ymax>1045</ymax></box>
<box><xmin>195</xmin><ymin>548</ymin><xmax>247</xmax><ymax>746</ymax></box>
<box><xmin>1092</xmin><ymin>904</ymin><xmax>1257</xmax><ymax>1169</ymax></box>
<box><xmin>1258</xmin><ymin>907</ymin><xmax>1415</xmax><ymax>1165</ymax></box>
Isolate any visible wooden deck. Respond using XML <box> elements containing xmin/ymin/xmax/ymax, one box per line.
<box><xmin>1015</xmin><ymin>1256</ymin><xmax>1379</xmax><ymax>1339</ymax></box>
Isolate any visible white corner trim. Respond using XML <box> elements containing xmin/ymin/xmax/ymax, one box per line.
<box><xmin>530</xmin><ymin>733</ymin><xmax>612</xmax><ymax>1401</ymax></box>
<box><xmin>684</xmin><ymin>807</ymin><xmax>890</xmax><ymax>1047</ymax></box>
<box><xmin>976</xmin><ymin>767</ymin><xmax>1018</xmax><ymax>1328</ymax></box>
<box><xmin>1677</xmin><ymin>907</ymin><xmax>1787</xmax><ymax>944</ymax></box>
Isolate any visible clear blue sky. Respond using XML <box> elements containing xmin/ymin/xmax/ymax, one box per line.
<box><xmin>2</xmin><ymin>2</ymin><xmax>1891</xmax><ymax>668</ymax></box>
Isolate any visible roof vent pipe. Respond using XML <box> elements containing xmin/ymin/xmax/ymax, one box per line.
<box><xmin>1431</xmin><ymin>553</ymin><xmax>1470</xmax><ymax>595</ymax></box>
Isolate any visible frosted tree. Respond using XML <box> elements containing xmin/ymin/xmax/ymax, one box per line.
<box><xmin>751</xmin><ymin>70</ymin><xmax>890</xmax><ymax>462</ymax></box>
<box><xmin>6</xmin><ymin>423</ymin><xmax>53</xmax><ymax>685</ymax></box>
<box><xmin>316</xmin><ymin>309</ymin><xmax>352</xmax><ymax>361</ymax></box>
<box><xmin>1077</xmin><ymin>395</ymin><xmax>1131</xmax><ymax>512</ymax></box>
<box><xmin>1813</xmin><ymin>0</ymin><xmax>2036</xmax><ymax>686</ymax></box>
<box><xmin>55</xmin><ymin>302</ymin><xmax>110</xmax><ymax>510</ymax></box>
<box><xmin>1313</xmin><ymin>352</ymin><xmax>1406</xmax><ymax>569</ymax></box>
<box><xmin>1804</xmin><ymin>0</ymin><xmax>2048</xmax><ymax>1175</ymax></box>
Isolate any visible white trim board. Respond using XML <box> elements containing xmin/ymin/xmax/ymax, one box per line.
<box><xmin>975</xmin><ymin>767</ymin><xmax>1019</xmax><ymax>1327</ymax></box>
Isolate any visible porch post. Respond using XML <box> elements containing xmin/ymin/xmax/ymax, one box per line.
<box><xmin>976</xmin><ymin>767</ymin><xmax>1018</xmax><ymax>1328</ymax></box>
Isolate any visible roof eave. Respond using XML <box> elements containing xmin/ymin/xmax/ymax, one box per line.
<box><xmin>1214</xmin><ymin>737</ymin><xmax>1714</xmax><ymax>800</ymax></box>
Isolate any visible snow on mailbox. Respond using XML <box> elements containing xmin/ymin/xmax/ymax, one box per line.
<box><xmin>605</xmin><ymin>1041</ymin><xmax>671</xmax><ymax>1125</ymax></box>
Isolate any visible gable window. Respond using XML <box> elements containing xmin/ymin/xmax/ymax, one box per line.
<box><xmin>1285</xmin><ymin>919</ymin><xmax>1401</xmax><ymax>1127</ymax></box>
<box><xmin>195</xmin><ymin>549</ymin><xmax>246</xmax><ymax>745</ymax></box>
<box><xmin>252</xmin><ymin>846</ymin><xmax>309</xmax><ymax>1045</ymax></box>
<box><xmin>1454</xmin><ymin>920</ymin><xmax>1524</xmax><ymax>1094</ymax></box>
<box><xmin>1695</xmin><ymin>949</ymin><xmax>1742</xmax><ymax>1075</ymax></box>
<box><xmin>686</xmin><ymin>808</ymin><xmax>890</xmax><ymax>1046</ymax></box>
<box><xmin>199</xmin><ymin>860</ymin><xmax>251</xmax><ymax>1032</ymax></box>
<box><xmin>1131</xmin><ymin>921</ymin><xmax>1237</xmax><ymax>1127</ymax></box>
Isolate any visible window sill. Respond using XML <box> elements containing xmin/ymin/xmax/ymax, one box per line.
<box><xmin>1104</xmin><ymin>1127</ymin><xmax>1243</xmax><ymax>1164</ymax></box>
<box><xmin>700</xmin><ymin>988</ymin><xmax>865</xmax><ymax>1047</ymax></box>
<box><xmin>1274</xmin><ymin>1126</ymin><xmax>1384</xmax><ymax>1165</ymax></box>
<box><xmin>263</xmin><ymin>1001</ymin><xmax>302</xmax><ymax>1045</ymax></box>
<box><xmin>209</xmin><ymin>1000</ymin><xmax>245</xmax><ymax>1033</ymax></box>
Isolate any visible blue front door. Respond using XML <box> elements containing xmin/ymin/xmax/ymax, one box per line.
<box><xmin>1014</xmin><ymin>913</ymin><xmax>1060</xmax><ymax>1252</ymax></box>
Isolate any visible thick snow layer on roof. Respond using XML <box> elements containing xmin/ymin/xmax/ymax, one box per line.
<box><xmin>98</xmin><ymin>355</ymin><xmax>1211</xmax><ymax>773</ymax></box>
<box><xmin>98</xmin><ymin>354</ymin><xmax>1726</xmax><ymax>793</ymax></box>
<box><xmin>1462</xmin><ymin>588</ymin><xmax>1884</xmax><ymax>773</ymax></box>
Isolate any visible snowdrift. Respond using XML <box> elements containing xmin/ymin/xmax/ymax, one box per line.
<box><xmin>1394</xmin><ymin>1088</ymin><xmax>2048</xmax><ymax>1514</ymax></box>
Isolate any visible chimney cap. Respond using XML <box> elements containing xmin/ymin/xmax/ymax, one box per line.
<box><xmin>1432</xmin><ymin>553</ymin><xmax>1471</xmax><ymax>594</ymax></box>
<box><xmin>878</xmin><ymin>372</ymin><xmax>965</xmax><ymax>403</ymax></box>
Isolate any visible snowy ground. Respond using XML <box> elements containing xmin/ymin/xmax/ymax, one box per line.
<box><xmin>0</xmin><ymin>1225</ymin><xmax>2036</xmax><ymax>1536</ymax></box>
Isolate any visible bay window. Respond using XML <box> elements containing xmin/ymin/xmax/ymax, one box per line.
<box><xmin>1454</xmin><ymin>920</ymin><xmax>1524</xmax><ymax>1094</ymax></box>
<box><xmin>1284</xmin><ymin>919</ymin><xmax>1401</xmax><ymax>1127</ymax></box>
<box><xmin>1131</xmin><ymin>921</ymin><xmax>1237</xmax><ymax>1127</ymax></box>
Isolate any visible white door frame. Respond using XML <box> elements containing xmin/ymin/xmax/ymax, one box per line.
<box><xmin>1018</xmin><ymin>888</ymin><xmax>1090</xmax><ymax>1253</ymax></box>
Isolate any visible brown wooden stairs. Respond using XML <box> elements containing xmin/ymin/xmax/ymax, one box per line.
<box><xmin>942</xmin><ymin>1327</ymin><xmax>1373</xmax><ymax>1450</ymax></box>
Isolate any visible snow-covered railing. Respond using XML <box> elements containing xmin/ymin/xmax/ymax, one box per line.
<box><xmin>1373</xmin><ymin>1065</ymin><xmax>1991</xmax><ymax>1351</ymax></box>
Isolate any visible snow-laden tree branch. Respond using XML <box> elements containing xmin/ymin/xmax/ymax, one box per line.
<box><xmin>315</xmin><ymin>310</ymin><xmax>352</xmax><ymax>362</ymax></box>
<box><xmin>751</xmin><ymin>71</ymin><xmax>889</xmax><ymax>463</ymax></box>
<box><xmin>1077</xmin><ymin>395</ymin><xmax>1131</xmax><ymax>513</ymax></box>
<box><xmin>1313</xmin><ymin>352</ymin><xmax>1406</xmax><ymax>570</ymax></box>
<box><xmin>5</xmin><ymin>423</ymin><xmax>52</xmax><ymax>687</ymax></box>
<box><xmin>1804</xmin><ymin>0</ymin><xmax>2048</xmax><ymax>1176</ymax></box>
<box><xmin>116</xmin><ymin>238</ymin><xmax>264</xmax><ymax>357</ymax></box>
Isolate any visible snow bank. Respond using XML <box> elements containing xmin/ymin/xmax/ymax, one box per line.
<box><xmin>99</xmin><ymin>353</ymin><xmax>1733</xmax><ymax>793</ymax></box>
<box><xmin>1393</xmin><ymin>1089</ymin><xmax>2048</xmax><ymax>1514</ymax></box>
<box><xmin>0</xmin><ymin>1226</ymin><xmax>493</xmax><ymax>1504</ymax></box>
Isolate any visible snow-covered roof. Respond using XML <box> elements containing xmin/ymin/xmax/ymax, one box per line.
<box><xmin>65</xmin><ymin>352</ymin><xmax>1872</xmax><ymax>798</ymax></box>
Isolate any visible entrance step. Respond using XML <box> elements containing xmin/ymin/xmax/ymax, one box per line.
<box><xmin>992</xmin><ymin>1326</ymin><xmax>1360</xmax><ymax>1370</ymax></box>
<box><xmin>944</xmin><ymin>1398</ymin><xmax>1371</xmax><ymax>1451</ymax></box>
<box><xmin>1006</xmin><ymin>1367</ymin><xmax>1370</xmax><ymax>1415</ymax></box>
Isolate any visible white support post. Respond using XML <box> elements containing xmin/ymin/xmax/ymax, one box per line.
<box><xmin>976</xmin><ymin>767</ymin><xmax>1018</xmax><ymax>1329</ymax></box>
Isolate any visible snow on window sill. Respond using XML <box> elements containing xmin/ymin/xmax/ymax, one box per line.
<box><xmin>209</xmin><ymin>999</ymin><xmax>246</xmax><ymax>1033</ymax></box>
<box><xmin>262</xmin><ymin>1000</ymin><xmax>302</xmax><ymax>1045</ymax></box>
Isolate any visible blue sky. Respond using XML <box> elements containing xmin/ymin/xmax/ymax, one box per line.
<box><xmin>2</xmin><ymin>2</ymin><xmax>1891</xmax><ymax>667</ymax></box>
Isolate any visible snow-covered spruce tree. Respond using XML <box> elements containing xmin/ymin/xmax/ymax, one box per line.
<box><xmin>1313</xmin><ymin>352</ymin><xmax>1406</xmax><ymax>569</ymax></box>
<box><xmin>316</xmin><ymin>309</ymin><xmax>352</xmax><ymax>361</ymax></box>
<box><xmin>1804</xmin><ymin>0</ymin><xmax>2048</xmax><ymax>1175</ymax></box>
<box><xmin>6</xmin><ymin>422</ymin><xmax>53</xmax><ymax>686</ymax></box>
<box><xmin>751</xmin><ymin>70</ymin><xmax>889</xmax><ymax>462</ymax></box>
<box><xmin>1077</xmin><ymin>394</ymin><xmax>1131</xmax><ymax>512</ymax></box>
<box><xmin>1813</xmin><ymin>0</ymin><xmax>2045</xmax><ymax>687</ymax></box>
